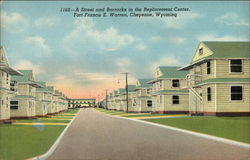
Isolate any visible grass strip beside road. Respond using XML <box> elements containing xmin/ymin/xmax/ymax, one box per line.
<box><xmin>0</xmin><ymin>108</ymin><xmax>79</xmax><ymax>160</ymax></box>
<box><xmin>15</xmin><ymin>119</ymin><xmax>71</xmax><ymax>123</ymax></box>
<box><xmin>144</xmin><ymin>116</ymin><xmax>250</xmax><ymax>144</ymax></box>
<box><xmin>0</xmin><ymin>125</ymin><xmax>65</xmax><ymax>160</ymax></box>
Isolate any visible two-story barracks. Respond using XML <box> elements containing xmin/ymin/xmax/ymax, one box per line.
<box><xmin>179</xmin><ymin>41</ymin><xmax>249</xmax><ymax>116</ymax></box>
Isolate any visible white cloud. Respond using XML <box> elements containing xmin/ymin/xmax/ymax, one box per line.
<box><xmin>65</xmin><ymin>18</ymin><xmax>135</xmax><ymax>51</ymax></box>
<box><xmin>135</xmin><ymin>44</ymin><xmax>147</xmax><ymax>50</ymax></box>
<box><xmin>33</xmin><ymin>16</ymin><xmax>60</xmax><ymax>28</ymax></box>
<box><xmin>163</xmin><ymin>12</ymin><xmax>201</xmax><ymax>29</ymax></box>
<box><xmin>25</xmin><ymin>36</ymin><xmax>51</xmax><ymax>56</ymax></box>
<box><xmin>1</xmin><ymin>12</ymin><xmax>27</xmax><ymax>32</ymax></box>
<box><xmin>215</xmin><ymin>13</ymin><xmax>249</xmax><ymax>26</ymax></box>
<box><xmin>170</xmin><ymin>37</ymin><xmax>186</xmax><ymax>44</ymax></box>
<box><xmin>150</xmin><ymin>56</ymin><xmax>182</xmax><ymax>72</ymax></box>
<box><xmin>115</xmin><ymin>57</ymin><xmax>132</xmax><ymax>72</ymax></box>
<box><xmin>149</xmin><ymin>36</ymin><xmax>161</xmax><ymax>42</ymax></box>
<box><xmin>14</xmin><ymin>60</ymin><xmax>44</xmax><ymax>75</ymax></box>
<box><xmin>197</xmin><ymin>34</ymin><xmax>248</xmax><ymax>41</ymax></box>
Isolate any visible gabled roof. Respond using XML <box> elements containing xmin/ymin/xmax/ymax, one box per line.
<box><xmin>127</xmin><ymin>85</ymin><xmax>136</xmax><ymax>92</ymax></box>
<box><xmin>117</xmin><ymin>88</ymin><xmax>126</xmax><ymax>94</ymax></box>
<box><xmin>36</xmin><ymin>81</ymin><xmax>47</xmax><ymax>92</ymax></box>
<box><xmin>136</xmin><ymin>79</ymin><xmax>153</xmax><ymax>89</ymax></box>
<box><xmin>11</xmin><ymin>70</ymin><xmax>41</xmax><ymax>88</ymax></box>
<box><xmin>0</xmin><ymin>46</ymin><xmax>23</xmax><ymax>75</ymax></box>
<box><xmin>47</xmin><ymin>86</ymin><xmax>54</xmax><ymax>92</ymax></box>
<box><xmin>0</xmin><ymin>46</ymin><xmax>8</xmax><ymax>65</ymax></box>
<box><xmin>179</xmin><ymin>41</ymin><xmax>250</xmax><ymax>70</ymax></box>
<box><xmin>158</xmin><ymin>66</ymin><xmax>188</xmax><ymax>79</ymax></box>
<box><xmin>203</xmin><ymin>41</ymin><xmax>249</xmax><ymax>59</ymax></box>
<box><xmin>11</xmin><ymin>70</ymin><xmax>33</xmax><ymax>82</ymax></box>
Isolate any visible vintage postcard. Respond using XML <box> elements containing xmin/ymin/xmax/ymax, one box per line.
<box><xmin>0</xmin><ymin>0</ymin><xmax>249</xmax><ymax>160</ymax></box>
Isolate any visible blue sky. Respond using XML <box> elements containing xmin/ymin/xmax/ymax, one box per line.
<box><xmin>1</xmin><ymin>1</ymin><xmax>249</xmax><ymax>99</ymax></box>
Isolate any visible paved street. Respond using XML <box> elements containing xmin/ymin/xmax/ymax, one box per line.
<box><xmin>47</xmin><ymin>108</ymin><xmax>249</xmax><ymax>160</ymax></box>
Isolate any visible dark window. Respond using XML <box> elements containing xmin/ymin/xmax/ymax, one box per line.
<box><xmin>10</xmin><ymin>101</ymin><xmax>18</xmax><ymax>109</ymax></box>
<box><xmin>172</xmin><ymin>80</ymin><xmax>180</xmax><ymax>87</ymax></box>
<box><xmin>230</xmin><ymin>60</ymin><xmax>242</xmax><ymax>72</ymax></box>
<box><xmin>231</xmin><ymin>86</ymin><xmax>243</xmax><ymax>100</ymax></box>
<box><xmin>173</xmin><ymin>95</ymin><xmax>179</xmax><ymax>104</ymax></box>
<box><xmin>147</xmin><ymin>100</ymin><xmax>152</xmax><ymax>107</ymax></box>
<box><xmin>199</xmin><ymin>48</ymin><xmax>203</xmax><ymax>55</ymax></box>
<box><xmin>207</xmin><ymin>61</ymin><xmax>211</xmax><ymax>74</ymax></box>
<box><xmin>147</xmin><ymin>89</ymin><xmax>150</xmax><ymax>94</ymax></box>
<box><xmin>207</xmin><ymin>87</ymin><xmax>211</xmax><ymax>101</ymax></box>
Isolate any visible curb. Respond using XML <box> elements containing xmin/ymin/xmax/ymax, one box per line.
<box><xmin>94</xmin><ymin>109</ymin><xmax>250</xmax><ymax>149</ymax></box>
<box><xmin>28</xmin><ymin>109</ymin><xmax>81</xmax><ymax>160</ymax></box>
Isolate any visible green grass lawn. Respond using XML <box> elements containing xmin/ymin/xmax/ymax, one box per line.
<box><xmin>0</xmin><ymin>125</ymin><xmax>65</xmax><ymax>160</ymax></box>
<box><xmin>62</xmin><ymin>108</ymin><xmax>79</xmax><ymax>114</ymax></box>
<box><xmin>122</xmin><ymin>114</ymin><xmax>168</xmax><ymax>117</ymax></box>
<box><xmin>16</xmin><ymin>119</ymin><xmax>71</xmax><ymax>123</ymax></box>
<box><xmin>144</xmin><ymin>116</ymin><xmax>250</xmax><ymax>144</ymax></box>
<box><xmin>0</xmin><ymin>108</ymin><xmax>79</xmax><ymax>160</ymax></box>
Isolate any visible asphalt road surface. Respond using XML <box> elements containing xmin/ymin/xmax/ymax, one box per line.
<box><xmin>47</xmin><ymin>108</ymin><xmax>249</xmax><ymax>160</ymax></box>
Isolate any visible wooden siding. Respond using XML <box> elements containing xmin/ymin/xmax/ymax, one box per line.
<box><xmin>201</xmin><ymin>84</ymin><xmax>216</xmax><ymax>112</ymax></box>
<box><xmin>163</xmin><ymin>94</ymin><xmax>189</xmax><ymax>111</ymax></box>
<box><xmin>192</xmin><ymin>43</ymin><xmax>213</xmax><ymax>62</ymax></box>
<box><xmin>216</xmin><ymin>59</ymin><xmax>250</xmax><ymax>78</ymax></box>
<box><xmin>216</xmin><ymin>83</ymin><xmax>250</xmax><ymax>112</ymax></box>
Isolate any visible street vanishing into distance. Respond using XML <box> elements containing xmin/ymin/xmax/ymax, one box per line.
<box><xmin>47</xmin><ymin>108</ymin><xmax>249</xmax><ymax>160</ymax></box>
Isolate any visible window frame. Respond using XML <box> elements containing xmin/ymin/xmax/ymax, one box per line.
<box><xmin>230</xmin><ymin>59</ymin><xmax>243</xmax><ymax>73</ymax></box>
<box><xmin>230</xmin><ymin>85</ymin><xmax>243</xmax><ymax>101</ymax></box>
<box><xmin>172</xmin><ymin>79</ymin><xmax>180</xmax><ymax>88</ymax></box>
<box><xmin>207</xmin><ymin>87</ymin><xmax>211</xmax><ymax>101</ymax></box>
<box><xmin>147</xmin><ymin>100</ymin><xmax>152</xmax><ymax>107</ymax></box>
<box><xmin>199</xmin><ymin>48</ymin><xmax>203</xmax><ymax>55</ymax></box>
<box><xmin>10</xmin><ymin>100</ymin><xmax>19</xmax><ymax>110</ymax></box>
<box><xmin>172</xmin><ymin>95</ymin><xmax>180</xmax><ymax>104</ymax></box>
<box><xmin>207</xmin><ymin>61</ymin><xmax>211</xmax><ymax>75</ymax></box>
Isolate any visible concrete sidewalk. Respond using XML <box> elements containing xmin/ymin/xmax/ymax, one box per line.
<box><xmin>47</xmin><ymin>108</ymin><xmax>249</xmax><ymax>160</ymax></box>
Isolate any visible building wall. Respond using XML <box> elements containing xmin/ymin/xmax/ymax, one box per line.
<box><xmin>216</xmin><ymin>59</ymin><xmax>250</xmax><ymax>79</ymax></box>
<box><xmin>0</xmin><ymin>90</ymin><xmax>11</xmax><ymax>120</ymax></box>
<box><xmin>10</xmin><ymin>99</ymin><xmax>36</xmax><ymax>117</ymax></box>
<box><xmin>162</xmin><ymin>94</ymin><xmax>189</xmax><ymax>112</ymax></box>
<box><xmin>0</xmin><ymin>70</ymin><xmax>10</xmax><ymax>89</ymax></box>
<box><xmin>216</xmin><ymin>83</ymin><xmax>250</xmax><ymax>112</ymax></box>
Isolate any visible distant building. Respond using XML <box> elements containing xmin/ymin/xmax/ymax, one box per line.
<box><xmin>148</xmin><ymin>66</ymin><xmax>189</xmax><ymax>114</ymax></box>
<box><xmin>10</xmin><ymin>70</ymin><xmax>42</xmax><ymax>118</ymax></box>
<box><xmin>68</xmin><ymin>98</ymin><xmax>96</xmax><ymax>108</ymax></box>
<box><xmin>133</xmin><ymin>79</ymin><xmax>153</xmax><ymax>113</ymax></box>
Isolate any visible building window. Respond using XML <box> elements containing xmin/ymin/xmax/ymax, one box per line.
<box><xmin>147</xmin><ymin>100</ymin><xmax>152</xmax><ymax>107</ymax></box>
<box><xmin>172</xmin><ymin>80</ymin><xmax>180</xmax><ymax>87</ymax></box>
<box><xmin>147</xmin><ymin>89</ymin><xmax>150</xmax><ymax>94</ymax></box>
<box><xmin>160</xmin><ymin>96</ymin><xmax>162</xmax><ymax>104</ymax></box>
<box><xmin>230</xmin><ymin>60</ymin><xmax>242</xmax><ymax>73</ymax></box>
<box><xmin>10</xmin><ymin>101</ymin><xmax>18</xmax><ymax>109</ymax></box>
<box><xmin>29</xmin><ymin>101</ymin><xmax>32</xmax><ymax>109</ymax></box>
<box><xmin>6</xmin><ymin>73</ymin><xmax>9</xmax><ymax>84</ymax></box>
<box><xmin>173</xmin><ymin>95</ymin><xmax>179</xmax><ymax>104</ymax></box>
<box><xmin>199</xmin><ymin>48</ymin><xmax>203</xmax><ymax>55</ymax></box>
<box><xmin>207</xmin><ymin>87</ymin><xmax>211</xmax><ymax>101</ymax></box>
<box><xmin>159</xmin><ymin>80</ymin><xmax>162</xmax><ymax>88</ymax></box>
<box><xmin>231</xmin><ymin>86</ymin><xmax>243</xmax><ymax>100</ymax></box>
<box><xmin>207</xmin><ymin>61</ymin><xmax>211</xmax><ymax>74</ymax></box>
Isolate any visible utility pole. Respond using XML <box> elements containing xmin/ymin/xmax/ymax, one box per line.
<box><xmin>105</xmin><ymin>89</ymin><xmax>108</xmax><ymax>110</ymax></box>
<box><xmin>121</xmin><ymin>72</ymin><xmax>129</xmax><ymax>113</ymax></box>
